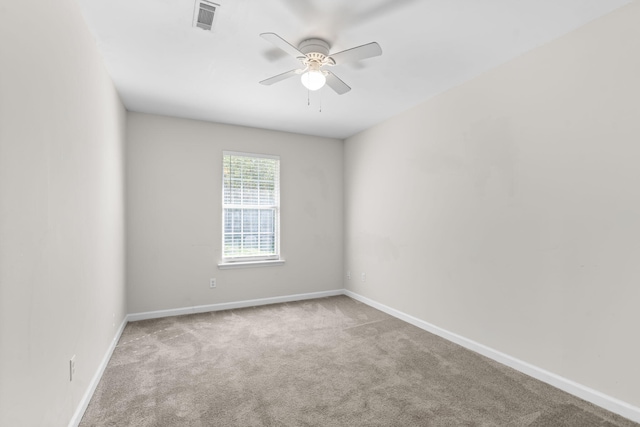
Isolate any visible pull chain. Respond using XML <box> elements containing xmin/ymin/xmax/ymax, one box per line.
<box><xmin>305</xmin><ymin>86</ymin><xmax>323</xmax><ymax>112</ymax></box>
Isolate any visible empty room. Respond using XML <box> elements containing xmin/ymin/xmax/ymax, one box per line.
<box><xmin>1</xmin><ymin>0</ymin><xmax>639</xmax><ymax>426</ymax></box>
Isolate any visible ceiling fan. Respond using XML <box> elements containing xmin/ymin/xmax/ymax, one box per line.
<box><xmin>259</xmin><ymin>32</ymin><xmax>382</xmax><ymax>95</ymax></box>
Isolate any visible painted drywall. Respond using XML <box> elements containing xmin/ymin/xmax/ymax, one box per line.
<box><xmin>344</xmin><ymin>1</ymin><xmax>640</xmax><ymax>409</ymax></box>
<box><xmin>0</xmin><ymin>1</ymin><xmax>127</xmax><ymax>426</ymax></box>
<box><xmin>126</xmin><ymin>113</ymin><xmax>343</xmax><ymax>314</ymax></box>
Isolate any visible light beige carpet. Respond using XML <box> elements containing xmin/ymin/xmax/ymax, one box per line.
<box><xmin>80</xmin><ymin>296</ymin><xmax>638</xmax><ymax>426</ymax></box>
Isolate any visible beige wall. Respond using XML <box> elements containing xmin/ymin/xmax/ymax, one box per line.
<box><xmin>344</xmin><ymin>2</ymin><xmax>640</xmax><ymax>408</ymax></box>
<box><xmin>0</xmin><ymin>0</ymin><xmax>127</xmax><ymax>425</ymax></box>
<box><xmin>126</xmin><ymin>113</ymin><xmax>343</xmax><ymax>313</ymax></box>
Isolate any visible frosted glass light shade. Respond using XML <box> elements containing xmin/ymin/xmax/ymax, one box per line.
<box><xmin>301</xmin><ymin>70</ymin><xmax>326</xmax><ymax>91</ymax></box>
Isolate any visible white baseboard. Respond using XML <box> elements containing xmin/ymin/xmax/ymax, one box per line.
<box><xmin>68</xmin><ymin>316</ymin><xmax>128</xmax><ymax>427</ymax></box>
<box><xmin>127</xmin><ymin>289</ymin><xmax>344</xmax><ymax>322</ymax></box>
<box><xmin>344</xmin><ymin>290</ymin><xmax>640</xmax><ymax>424</ymax></box>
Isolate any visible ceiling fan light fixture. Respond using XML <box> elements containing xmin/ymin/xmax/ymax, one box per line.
<box><xmin>301</xmin><ymin>70</ymin><xmax>326</xmax><ymax>91</ymax></box>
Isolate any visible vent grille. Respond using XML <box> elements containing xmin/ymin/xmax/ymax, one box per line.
<box><xmin>194</xmin><ymin>1</ymin><xmax>219</xmax><ymax>31</ymax></box>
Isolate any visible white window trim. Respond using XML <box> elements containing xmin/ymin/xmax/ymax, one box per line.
<box><xmin>221</xmin><ymin>151</ymin><xmax>281</xmax><ymax>265</ymax></box>
<box><xmin>217</xmin><ymin>259</ymin><xmax>285</xmax><ymax>269</ymax></box>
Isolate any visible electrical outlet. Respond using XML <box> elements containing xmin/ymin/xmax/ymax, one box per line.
<box><xmin>361</xmin><ymin>272</ymin><xmax>366</xmax><ymax>282</ymax></box>
<box><xmin>210</xmin><ymin>278</ymin><xmax>216</xmax><ymax>288</ymax></box>
<box><xmin>70</xmin><ymin>355</ymin><xmax>76</xmax><ymax>382</ymax></box>
<box><xmin>347</xmin><ymin>271</ymin><xmax>351</xmax><ymax>280</ymax></box>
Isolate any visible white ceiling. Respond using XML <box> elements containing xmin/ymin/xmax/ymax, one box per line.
<box><xmin>76</xmin><ymin>0</ymin><xmax>630</xmax><ymax>139</ymax></box>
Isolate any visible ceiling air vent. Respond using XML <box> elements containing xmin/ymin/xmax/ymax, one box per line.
<box><xmin>193</xmin><ymin>0</ymin><xmax>220</xmax><ymax>31</ymax></box>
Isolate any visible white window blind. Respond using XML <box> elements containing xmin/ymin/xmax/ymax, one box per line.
<box><xmin>222</xmin><ymin>152</ymin><xmax>280</xmax><ymax>260</ymax></box>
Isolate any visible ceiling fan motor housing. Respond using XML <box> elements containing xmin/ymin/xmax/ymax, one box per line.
<box><xmin>298</xmin><ymin>38</ymin><xmax>330</xmax><ymax>57</ymax></box>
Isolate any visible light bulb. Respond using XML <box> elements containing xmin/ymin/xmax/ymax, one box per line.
<box><xmin>301</xmin><ymin>70</ymin><xmax>326</xmax><ymax>91</ymax></box>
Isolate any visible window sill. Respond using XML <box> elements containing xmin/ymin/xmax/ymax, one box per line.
<box><xmin>217</xmin><ymin>259</ymin><xmax>286</xmax><ymax>270</ymax></box>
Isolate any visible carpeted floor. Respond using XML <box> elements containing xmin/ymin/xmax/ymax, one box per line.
<box><xmin>80</xmin><ymin>296</ymin><xmax>638</xmax><ymax>426</ymax></box>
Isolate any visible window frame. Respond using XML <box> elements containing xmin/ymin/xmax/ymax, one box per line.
<box><xmin>221</xmin><ymin>150</ymin><xmax>281</xmax><ymax>264</ymax></box>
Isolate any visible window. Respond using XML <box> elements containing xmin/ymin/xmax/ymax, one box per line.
<box><xmin>222</xmin><ymin>151</ymin><xmax>280</xmax><ymax>262</ymax></box>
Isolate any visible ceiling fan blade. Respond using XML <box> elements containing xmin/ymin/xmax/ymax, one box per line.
<box><xmin>260</xmin><ymin>33</ymin><xmax>305</xmax><ymax>59</ymax></box>
<box><xmin>328</xmin><ymin>42</ymin><xmax>382</xmax><ymax>66</ymax></box>
<box><xmin>325</xmin><ymin>72</ymin><xmax>351</xmax><ymax>95</ymax></box>
<box><xmin>259</xmin><ymin>69</ymin><xmax>301</xmax><ymax>86</ymax></box>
